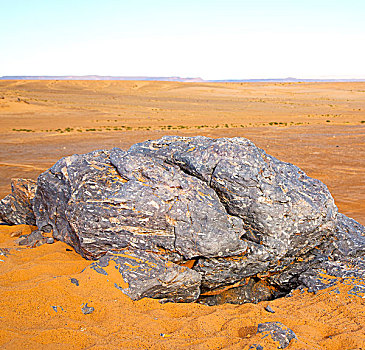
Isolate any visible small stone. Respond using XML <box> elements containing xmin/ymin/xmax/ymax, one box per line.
<box><xmin>17</xmin><ymin>230</ymin><xmax>46</xmax><ymax>247</ymax></box>
<box><xmin>70</xmin><ymin>278</ymin><xmax>79</xmax><ymax>286</ymax></box>
<box><xmin>257</xmin><ymin>322</ymin><xmax>297</xmax><ymax>349</ymax></box>
<box><xmin>81</xmin><ymin>303</ymin><xmax>94</xmax><ymax>315</ymax></box>
<box><xmin>265</xmin><ymin>305</ymin><xmax>275</xmax><ymax>313</ymax></box>
<box><xmin>249</xmin><ymin>345</ymin><xmax>264</xmax><ymax>350</ymax></box>
<box><xmin>46</xmin><ymin>237</ymin><xmax>55</xmax><ymax>244</ymax></box>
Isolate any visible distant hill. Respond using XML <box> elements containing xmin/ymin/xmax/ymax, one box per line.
<box><xmin>0</xmin><ymin>75</ymin><xmax>205</xmax><ymax>82</ymax></box>
<box><xmin>209</xmin><ymin>77</ymin><xmax>365</xmax><ymax>82</ymax></box>
<box><xmin>0</xmin><ymin>75</ymin><xmax>364</xmax><ymax>82</ymax></box>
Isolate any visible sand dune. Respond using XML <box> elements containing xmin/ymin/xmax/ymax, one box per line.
<box><xmin>0</xmin><ymin>80</ymin><xmax>364</xmax><ymax>348</ymax></box>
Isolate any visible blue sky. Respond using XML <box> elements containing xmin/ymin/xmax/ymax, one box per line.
<box><xmin>1</xmin><ymin>0</ymin><xmax>364</xmax><ymax>79</ymax></box>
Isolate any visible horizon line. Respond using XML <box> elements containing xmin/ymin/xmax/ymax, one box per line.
<box><xmin>1</xmin><ymin>75</ymin><xmax>365</xmax><ymax>83</ymax></box>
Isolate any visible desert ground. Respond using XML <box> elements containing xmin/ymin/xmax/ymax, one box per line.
<box><xmin>0</xmin><ymin>80</ymin><xmax>364</xmax><ymax>349</ymax></box>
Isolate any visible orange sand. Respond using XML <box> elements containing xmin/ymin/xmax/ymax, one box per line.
<box><xmin>1</xmin><ymin>225</ymin><xmax>365</xmax><ymax>349</ymax></box>
<box><xmin>0</xmin><ymin>80</ymin><xmax>364</xmax><ymax>348</ymax></box>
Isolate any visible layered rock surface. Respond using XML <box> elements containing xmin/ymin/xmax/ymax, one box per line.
<box><xmin>0</xmin><ymin>178</ymin><xmax>37</xmax><ymax>225</ymax></box>
<box><xmin>1</xmin><ymin>136</ymin><xmax>364</xmax><ymax>304</ymax></box>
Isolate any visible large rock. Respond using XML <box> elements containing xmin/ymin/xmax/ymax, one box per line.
<box><xmin>129</xmin><ymin>136</ymin><xmax>337</xmax><ymax>268</ymax></box>
<box><xmin>1</xmin><ymin>136</ymin><xmax>363</xmax><ymax>304</ymax></box>
<box><xmin>33</xmin><ymin>147</ymin><xmax>246</xmax><ymax>260</ymax></box>
<box><xmin>0</xmin><ymin>178</ymin><xmax>37</xmax><ymax>225</ymax></box>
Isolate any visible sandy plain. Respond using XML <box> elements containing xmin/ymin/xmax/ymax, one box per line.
<box><xmin>0</xmin><ymin>80</ymin><xmax>364</xmax><ymax>349</ymax></box>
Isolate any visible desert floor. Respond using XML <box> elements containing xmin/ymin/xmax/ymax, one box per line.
<box><xmin>0</xmin><ymin>80</ymin><xmax>364</xmax><ymax>349</ymax></box>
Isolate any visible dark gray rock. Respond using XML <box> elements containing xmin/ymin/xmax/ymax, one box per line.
<box><xmin>90</xmin><ymin>249</ymin><xmax>202</xmax><ymax>302</ymax></box>
<box><xmin>129</xmin><ymin>136</ymin><xmax>337</xmax><ymax>270</ymax></box>
<box><xmin>197</xmin><ymin>277</ymin><xmax>278</xmax><ymax>306</ymax></box>
<box><xmin>194</xmin><ymin>241</ymin><xmax>270</xmax><ymax>290</ymax></box>
<box><xmin>265</xmin><ymin>305</ymin><xmax>275</xmax><ymax>313</ymax></box>
<box><xmin>33</xmin><ymin>147</ymin><xmax>246</xmax><ymax>260</ymax></box>
<box><xmin>268</xmin><ymin>213</ymin><xmax>365</xmax><ymax>294</ymax></box>
<box><xmin>0</xmin><ymin>178</ymin><xmax>37</xmax><ymax>225</ymax></box>
<box><xmin>70</xmin><ymin>278</ymin><xmax>79</xmax><ymax>286</ymax></box>
<box><xmin>3</xmin><ymin>136</ymin><xmax>364</xmax><ymax>304</ymax></box>
<box><xmin>257</xmin><ymin>322</ymin><xmax>297</xmax><ymax>348</ymax></box>
<box><xmin>18</xmin><ymin>230</ymin><xmax>46</xmax><ymax>247</ymax></box>
<box><xmin>249</xmin><ymin>345</ymin><xmax>264</xmax><ymax>350</ymax></box>
<box><xmin>330</xmin><ymin>213</ymin><xmax>365</xmax><ymax>259</ymax></box>
<box><xmin>81</xmin><ymin>303</ymin><xmax>94</xmax><ymax>315</ymax></box>
<box><xmin>299</xmin><ymin>257</ymin><xmax>365</xmax><ymax>294</ymax></box>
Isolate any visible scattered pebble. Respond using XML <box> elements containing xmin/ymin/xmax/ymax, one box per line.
<box><xmin>265</xmin><ymin>305</ymin><xmax>275</xmax><ymax>313</ymax></box>
<box><xmin>51</xmin><ymin>305</ymin><xmax>64</xmax><ymax>313</ymax></box>
<box><xmin>70</xmin><ymin>278</ymin><xmax>79</xmax><ymax>286</ymax></box>
<box><xmin>159</xmin><ymin>333</ymin><xmax>171</xmax><ymax>338</ymax></box>
<box><xmin>249</xmin><ymin>345</ymin><xmax>264</xmax><ymax>350</ymax></box>
<box><xmin>81</xmin><ymin>303</ymin><xmax>94</xmax><ymax>315</ymax></box>
<box><xmin>46</xmin><ymin>237</ymin><xmax>54</xmax><ymax>244</ymax></box>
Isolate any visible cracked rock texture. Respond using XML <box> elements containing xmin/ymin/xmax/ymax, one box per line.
<box><xmin>89</xmin><ymin>249</ymin><xmax>202</xmax><ymax>302</ymax></box>
<box><xmin>1</xmin><ymin>136</ymin><xmax>364</xmax><ymax>304</ymax></box>
<box><xmin>0</xmin><ymin>178</ymin><xmax>37</xmax><ymax>225</ymax></box>
<box><xmin>256</xmin><ymin>321</ymin><xmax>297</xmax><ymax>349</ymax></box>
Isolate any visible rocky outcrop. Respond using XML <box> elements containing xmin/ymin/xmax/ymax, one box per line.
<box><xmin>0</xmin><ymin>178</ymin><xmax>37</xmax><ymax>225</ymax></box>
<box><xmin>1</xmin><ymin>136</ymin><xmax>364</xmax><ymax>305</ymax></box>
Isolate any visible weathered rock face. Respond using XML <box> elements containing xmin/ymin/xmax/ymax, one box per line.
<box><xmin>0</xmin><ymin>178</ymin><xmax>37</xmax><ymax>225</ymax></box>
<box><xmin>1</xmin><ymin>136</ymin><xmax>364</xmax><ymax>305</ymax></box>
<box><xmin>267</xmin><ymin>212</ymin><xmax>365</xmax><ymax>294</ymax></box>
<box><xmin>89</xmin><ymin>249</ymin><xmax>202</xmax><ymax>303</ymax></box>
<box><xmin>33</xmin><ymin>147</ymin><xmax>246</xmax><ymax>260</ymax></box>
<box><xmin>256</xmin><ymin>322</ymin><xmax>297</xmax><ymax>349</ymax></box>
<box><xmin>128</xmin><ymin>137</ymin><xmax>337</xmax><ymax>268</ymax></box>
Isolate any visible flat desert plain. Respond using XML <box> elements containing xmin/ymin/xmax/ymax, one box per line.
<box><xmin>0</xmin><ymin>80</ymin><xmax>364</xmax><ymax>349</ymax></box>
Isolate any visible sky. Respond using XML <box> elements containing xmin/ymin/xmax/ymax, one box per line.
<box><xmin>1</xmin><ymin>0</ymin><xmax>364</xmax><ymax>79</ymax></box>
